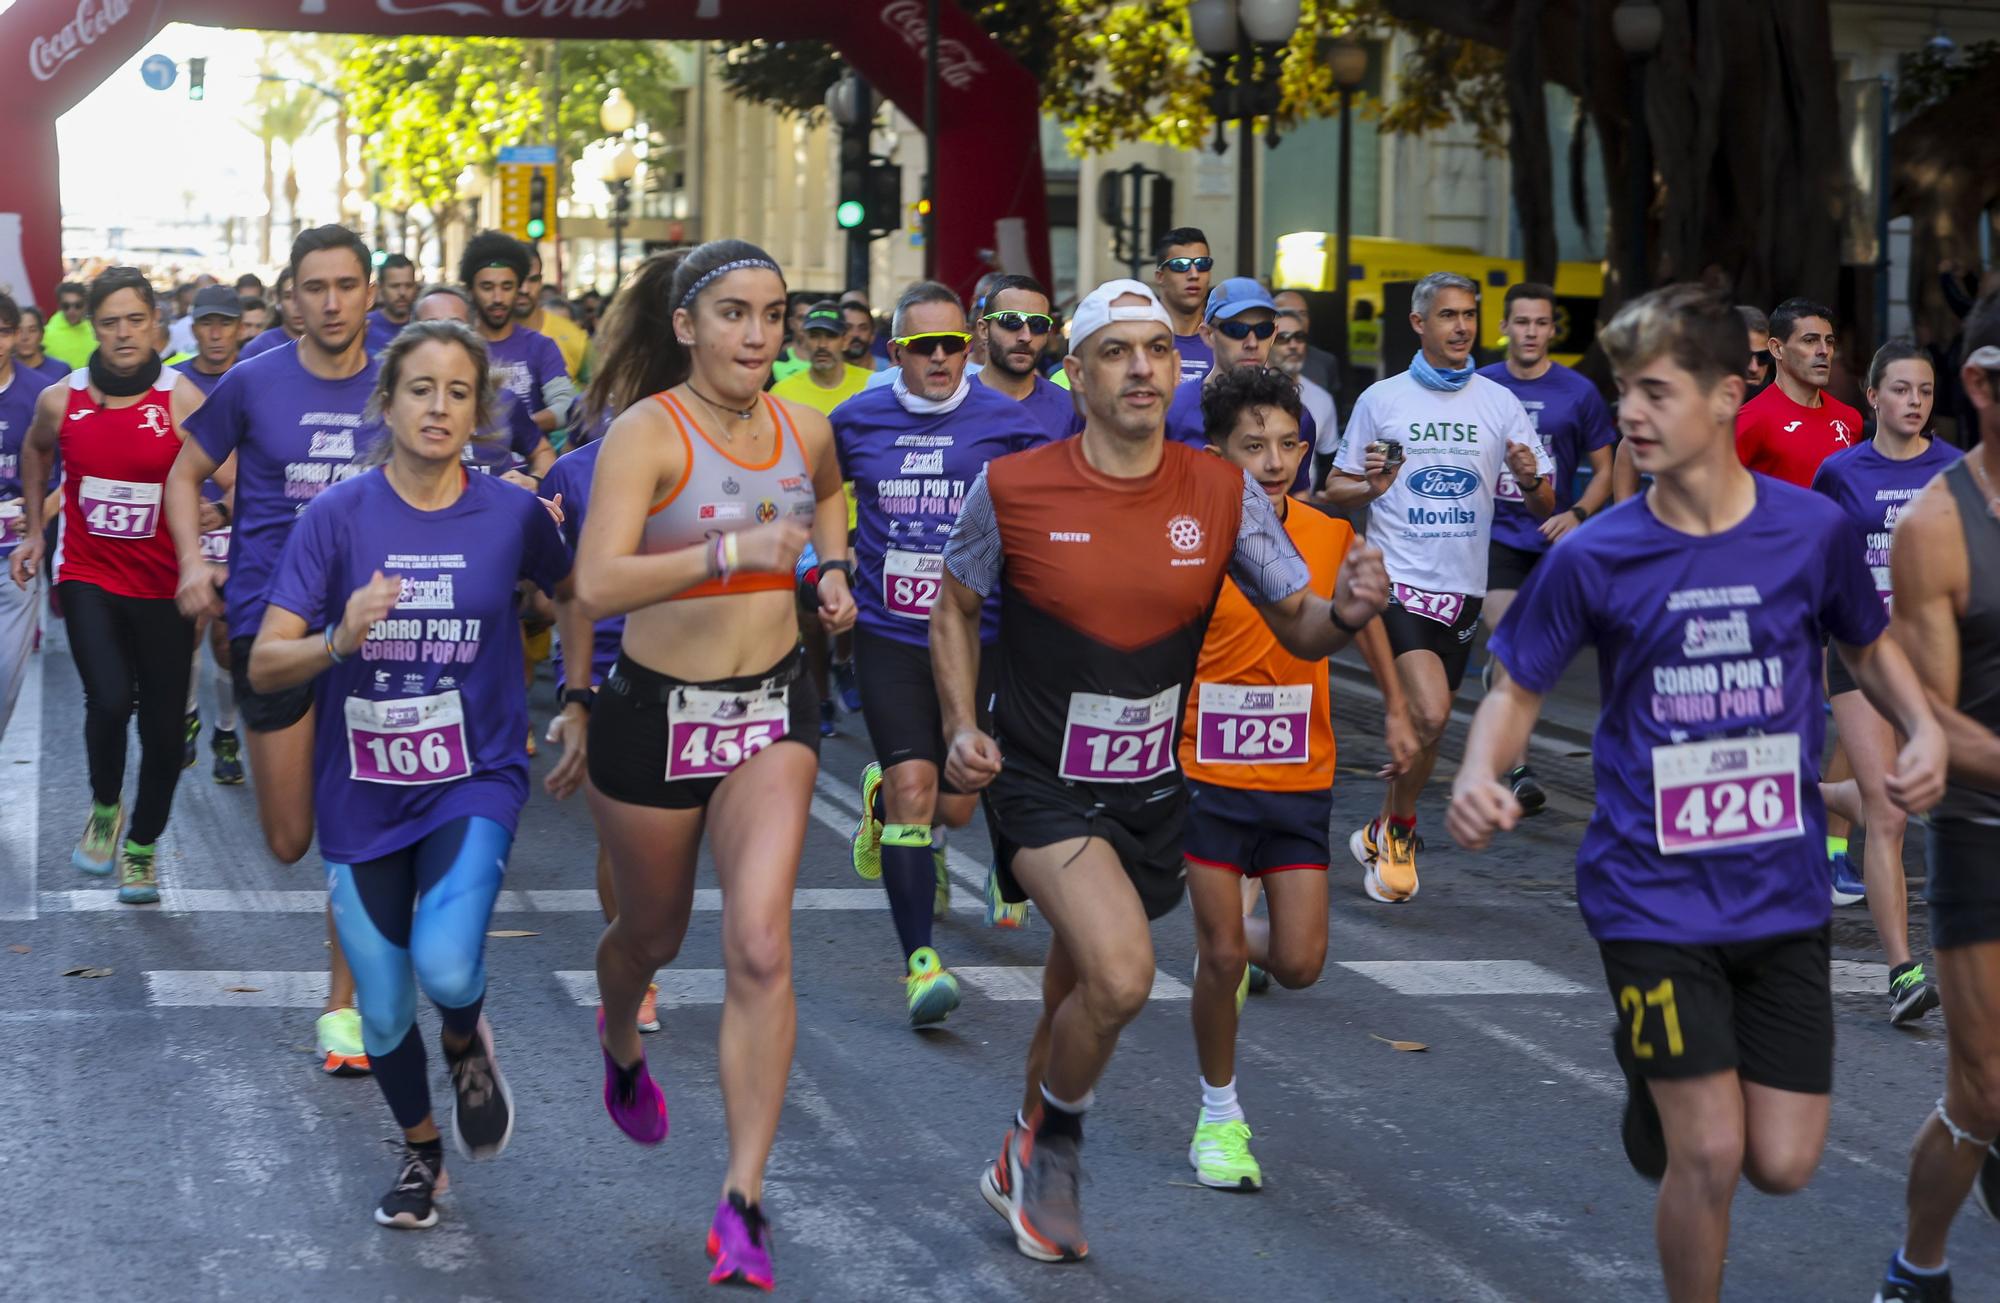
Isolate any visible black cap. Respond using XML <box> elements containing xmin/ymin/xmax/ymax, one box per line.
<box><xmin>802</xmin><ymin>300</ymin><xmax>845</xmax><ymax>334</ymax></box>
<box><xmin>191</xmin><ymin>285</ymin><xmax>243</xmax><ymax>320</ymax></box>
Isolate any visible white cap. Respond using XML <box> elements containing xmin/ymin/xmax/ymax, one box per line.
<box><xmin>1068</xmin><ymin>278</ymin><xmax>1174</xmax><ymax>350</ymax></box>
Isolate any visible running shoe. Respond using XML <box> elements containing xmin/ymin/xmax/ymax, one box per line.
<box><xmin>446</xmin><ymin>1015</ymin><xmax>515</xmax><ymax>1161</ymax></box>
<box><xmin>316</xmin><ymin>1007</ymin><xmax>372</xmax><ymax>1076</ymax></box>
<box><xmin>706</xmin><ymin>1190</ymin><xmax>776</xmax><ymax>1291</ymax></box>
<box><xmin>72</xmin><ymin>802</ymin><xmax>121</xmax><ymax>876</ymax></box>
<box><xmin>115</xmin><ymin>844</ymin><xmax>159</xmax><ymax>905</ymax></box>
<box><xmin>980</xmin><ymin>1120</ymin><xmax>1088</xmax><ymax>1263</ymax></box>
<box><xmin>833</xmin><ymin>658</ymin><xmax>862</xmax><ymax>714</ymax></box>
<box><xmin>182</xmin><ymin>709</ymin><xmax>200</xmax><ymax>770</ymax></box>
<box><xmin>524</xmin><ymin>727</ymin><xmax>536</xmax><ymax>758</ymax></box>
<box><xmin>933</xmin><ymin>831</ymin><xmax>951</xmax><ymax>914</ymax></box>
<box><xmin>1188</xmin><ymin>1115</ymin><xmax>1262</xmax><ymax>1191</ymax></box>
<box><xmin>1832</xmin><ymin>852</ymin><xmax>1867</xmax><ymax>907</ymax></box>
<box><xmin>1889</xmin><ymin>962</ymin><xmax>1941</xmax><ymax>1026</ymax></box>
<box><xmin>852</xmin><ymin>762</ymin><xmax>884</xmax><ymax>881</ymax></box>
<box><xmin>1247</xmin><ymin>964</ymin><xmax>1271</xmax><ymax>994</ymax></box>
<box><xmin>1873</xmin><ymin>1252</ymin><xmax>1955</xmax><ymax>1302</ymax></box>
<box><xmin>1364</xmin><ymin>822</ymin><xmax>1421</xmax><ymax>903</ymax></box>
<box><xmin>598</xmin><ymin>1009</ymin><xmax>668</xmax><ymax>1145</ymax></box>
<box><xmin>1505</xmin><ymin>764</ymin><xmax>1547</xmax><ymax>817</ymax></box>
<box><xmin>985</xmin><ymin>864</ymin><xmax>1029</xmax><ymax>929</ymax></box>
<box><xmin>818</xmin><ymin>699</ymin><xmax>837</xmax><ymax>739</ymax></box>
<box><xmin>374</xmin><ymin>1141</ymin><xmax>445</xmax><ymax>1230</ymax></box>
<box><xmin>211</xmin><ymin>728</ymin><xmax>244</xmax><ymax>785</ymax></box>
<box><xmin>1972</xmin><ymin>1142</ymin><xmax>2000</xmax><ymax>1225</ymax></box>
<box><xmin>1613</xmin><ymin>1027</ymin><xmax>1665</xmax><ymax>1182</ymax></box>
<box><xmin>1347</xmin><ymin>818</ymin><xmax>1380</xmax><ymax>869</ymax></box>
<box><xmin>906</xmin><ymin>946</ymin><xmax>961</xmax><ymax>1027</ymax></box>
<box><xmin>637</xmin><ymin>982</ymin><xmax>662</xmax><ymax>1034</ymax></box>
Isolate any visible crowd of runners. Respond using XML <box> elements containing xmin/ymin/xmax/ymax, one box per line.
<box><xmin>6</xmin><ymin>215</ymin><xmax>2000</xmax><ymax>1303</ymax></box>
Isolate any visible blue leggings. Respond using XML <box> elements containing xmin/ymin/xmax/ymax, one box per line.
<box><xmin>326</xmin><ymin>816</ymin><xmax>511</xmax><ymax>1129</ymax></box>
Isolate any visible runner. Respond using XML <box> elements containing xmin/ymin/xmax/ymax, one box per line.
<box><xmin>841</xmin><ymin>296</ymin><xmax>888</xmax><ymax>373</ymax></box>
<box><xmin>42</xmin><ymin>281</ymin><xmax>96</xmax><ymax>369</ymax></box>
<box><xmin>240</xmin><ymin>267</ymin><xmax>303</xmax><ymax>360</ymax></box>
<box><xmin>1811</xmin><ymin>340</ymin><xmax>1957</xmax><ymax>1026</ymax></box>
<box><xmin>573</xmin><ymin>239</ymin><xmax>855</xmax><ymax>1291</ymax></box>
<box><xmin>936</xmin><ymin>279</ymin><xmax>1388</xmax><ymax>1263</ymax></box>
<box><xmin>1322</xmin><ymin>271</ymin><xmax>1554</xmax><ymax>902</ymax></box>
<box><xmin>15</xmin><ymin>307</ymin><xmax>71</xmax><ymax>382</ymax></box>
<box><xmin>0</xmin><ymin>291</ymin><xmax>61</xmax><ymax>740</ymax></box>
<box><xmin>237</xmin><ymin>298</ymin><xmax>272</xmax><ymax>347</ymax></box>
<box><xmin>461</xmin><ymin>232</ymin><xmax>573</xmax><ymax>436</ymax></box>
<box><xmin>1613</xmin><ymin>303</ymin><xmax>1771</xmax><ymax>503</ymax></box>
<box><xmin>1475</xmin><ymin>281</ymin><xmax>1617</xmax><ymax>814</ymax></box>
<box><xmin>249</xmin><ymin>318</ymin><xmax>568</xmax><ymax>1229</ymax></box>
<box><xmin>1152</xmin><ymin>228</ymin><xmax>1216</xmax><ymax>386</ymax></box>
<box><xmin>170</xmin><ymin>285</ymin><xmax>248</xmax><ymax>784</ymax></box>
<box><xmin>167</xmin><ymin>225</ymin><xmax>382</xmax><ymax>1076</ymax></box>
<box><xmin>410</xmin><ymin>285</ymin><xmax>554</xmax><ymax>487</ymax></box>
<box><xmin>1180</xmin><ymin>363</ymin><xmax>1413</xmax><ymax>1191</ymax></box>
<box><xmin>517</xmin><ymin>249</ymin><xmax>589</xmax><ymax>381</ymax></box>
<box><xmin>1445</xmin><ymin>283</ymin><xmax>1944</xmax><ymax>1303</ymax></box>
<box><xmin>1273</xmin><ymin>307</ymin><xmax>1336</xmax><ymax>442</ymax></box>
<box><xmin>973</xmin><ymin>274</ymin><xmax>1082</xmax><ymax>443</ymax></box>
<box><xmin>835</xmin><ymin>279</ymin><xmax>1049</xmax><ymax>1024</ymax></box>
<box><xmin>364</xmin><ymin>253</ymin><xmax>418</xmax><ymax>354</ymax></box>
<box><xmin>1272</xmin><ymin>289</ymin><xmax>1343</xmax><ymax>399</ymax></box>
<box><xmin>1870</xmin><ymin>293</ymin><xmax>2000</xmax><ymax>1303</ymax></box>
<box><xmin>1164</xmin><ymin>280</ymin><xmax>1318</xmax><ymax>490</ymax></box>
<box><xmin>7</xmin><ymin>267</ymin><xmax>205</xmax><ymax>904</ymax></box>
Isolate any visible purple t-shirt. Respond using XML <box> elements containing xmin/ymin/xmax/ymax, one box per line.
<box><xmin>265</xmin><ymin>469</ymin><xmax>569</xmax><ymax>864</ymax></box>
<box><xmin>832</xmin><ymin>382</ymin><xmax>1051</xmax><ymax>646</ymax></box>
<box><xmin>183</xmin><ymin>346</ymin><xmax>383</xmax><ymax>634</ymax></box>
<box><xmin>485</xmin><ymin>326</ymin><xmax>567</xmax><ymax>416</ymax></box>
<box><xmin>1016</xmin><ymin>374</ymin><xmax>1083</xmax><ymax>444</ymax></box>
<box><xmin>0</xmin><ymin>365</ymin><xmax>57</xmax><ymax>558</ymax></box>
<box><xmin>1489</xmin><ymin>475</ymin><xmax>1887</xmax><ymax>945</ymax></box>
<box><xmin>239</xmin><ymin>329</ymin><xmax>295</xmax><ymax>361</ymax></box>
<box><xmin>538</xmin><ymin>437</ymin><xmax>624</xmax><ymax>687</ymax></box>
<box><xmin>1811</xmin><ymin>436</ymin><xmax>1963</xmax><ymax>611</ymax></box>
<box><xmin>172</xmin><ymin>358</ymin><xmax>231</xmax><ymax>398</ymax></box>
<box><xmin>463</xmin><ymin>391</ymin><xmax>544</xmax><ymax>476</ymax></box>
<box><xmin>365</xmin><ymin>311</ymin><xmax>407</xmax><ymax>356</ymax></box>
<box><xmin>25</xmin><ymin>356</ymin><xmax>70</xmax><ymax>384</ymax></box>
<box><xmin>1476</xmin><ymin>361</ymin><xmax>1616</xmax><ymax>553</ymax></box>
<box><xmin>1163</xmin><ymin>376</ymin><xmax>1317</xmax><ymax>493</ymax></box>
<box><xmin>1175</xmin><ymin>332</ymin><xmax>1214</xmax><ymax>387</ymax></box>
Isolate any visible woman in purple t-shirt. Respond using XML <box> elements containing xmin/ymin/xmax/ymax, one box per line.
<box><xmin>247</xmin><ymin>321</ymin><xmax>572</xmax><ymax>1232</ymax></box>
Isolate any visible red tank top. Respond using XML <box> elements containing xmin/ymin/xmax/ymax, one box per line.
<box><xmin>54</xmin><ymin>369</ymin><xmax>183</xmax><ymax>600</ymax></box>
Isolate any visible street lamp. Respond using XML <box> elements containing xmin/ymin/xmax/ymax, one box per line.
<box><xmin>598</xmin><ymin>140</ymin><xmax>640</xmax><ymax>290</ymax></box>
<box><xmin>1612</xmin><ymin>1</ymin><xmax>1662</xmax><ymax>298</ymax></box>
<box><xmin>1190</xmin><ymin>0</ymin><xmax>1302</xmax><ymax>278</ymax></box>
<box><xmin>599</xmin><ymin>86</ymin><xmax>637</xmax><ymax>137</ymax></box>
<box><xmin>1329</xmin><ymin>38</ymin><xmax>1368</xmax><ymax>386</ymax></box>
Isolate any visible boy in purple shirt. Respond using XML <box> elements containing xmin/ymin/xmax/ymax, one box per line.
<box><xmin>1448</xmin><ymin>285</ymin><xmax>1945</xmax><ymax>1303</ymax></box>
<box><xmin>460</xmin><ymin>231</ymin><xmax>574</xmax><ymax>436</ymax></box>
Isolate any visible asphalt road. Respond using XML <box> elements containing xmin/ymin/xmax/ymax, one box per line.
<box><xmin>2</xmin><ymin>624</ymin><xmax>1993</xmax><ymax>1303</ymax></box>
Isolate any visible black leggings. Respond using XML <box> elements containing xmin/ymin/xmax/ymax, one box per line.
<box><xmin>59</xmin><ymin>581</ymin><xmax>195</xmax><ymax>845</ymax></box>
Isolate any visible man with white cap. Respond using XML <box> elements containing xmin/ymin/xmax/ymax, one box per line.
<box><xmin>1164</xmin><ymin>277</ymin><xmax>1317</xmax><ymax>492</ymax></box>
<box><xmin>933</xmin><ymin>277</ymin><xmax>1389</xmax><ymax>1265</ymax></box>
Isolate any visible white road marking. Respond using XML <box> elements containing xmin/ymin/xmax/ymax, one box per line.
<box><xmin>1339</xmin><ymin>959</ymin><xmax>1589</xmax><ymax>996</ymax></box>
<box><xmin>1830</xmin><ymin>959</ymin><xmax>1890</xmax><ymax>993</ymax></box>
<box><xmin>145</xmin><ymin>970</ymin><xmax>331</xmax><ymax>1007</ymax></box>
<box><xmin>0</xmin><ymin>649</ymin><xmax>43</xmax><ymax>921</ymax></box>
<box><xmin>554</xmin><ymin>968</ymin><xmax>724</xmax><ymax>1006</ymax></box>
<box><xmin>44</xmin><ymin>885</ymin><xmax>901</xmax><ymax>913</ymax></box>
<box><xmin>953</xmin><ymin>965</ymin><xmax>1190</xmax><ymax>1002</ymax></box>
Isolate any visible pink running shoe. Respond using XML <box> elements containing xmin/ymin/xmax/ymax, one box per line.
<box><xmin>706</xmin><ymin>1191</ymin><xmax>775</xmax><ymax>1291</ymax></box>
<box><xmin>597</xmin><ymin>1009</ymin><xmax>668</xmax><ymax>1145</ymax></box>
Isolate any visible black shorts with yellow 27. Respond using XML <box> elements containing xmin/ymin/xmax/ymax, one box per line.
<box><xmin>1599</xmin><ymin>924</ymin><xmax>1832</xmax><ymax>1096</ymax></box>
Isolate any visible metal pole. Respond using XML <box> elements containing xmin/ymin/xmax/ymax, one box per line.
<box><xmin>924</xmin><ymin>0</ymin><xmax>940</xmax><ymax>282</ymax></box>
<box><xmin>611</xmin><ymin>181</ymin><xmax>628</xmax><ymax>290</ymax></box>
<box><xmin>1334</xmin><ymin>87</ymin><xmax>1353</xmax><ymax>383</ymax></box>
<box><xmin>1625</xmin><ymin>55</ymin><xmax>1650</xmax><ymax>297</ymax></box>
<box><xmin>845</xmin><ymin>81</ymin><xmax>873</xmax><ymax>294</ymax></box>
<box><xmin>1235</xmin><ymin>30</ymin><xmax>1255</xmax><ymax>279</ymax></box>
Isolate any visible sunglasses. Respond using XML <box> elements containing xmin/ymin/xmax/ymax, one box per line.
<box><xmin>982</xmin><ymin>311</ymin><xmax>1053</xmax><ymax>335</ymax></box>
<box><xmin>58</xmin><ymin>300</ymin><xmax>83</xmax><ymax>311</ymax></box>
<box><xmin>1159</xmin><ymin>257</ymin><xmax>1215</xmax><ymax>275</ymax></box>
<box><xmin>892</xmin><ymin>331</ymin><xmax>972</xmax><ymax>357</ymax></box>
<box><xmin>1274</xmin><ymin>330</ymin><xmax>1308</xmax><ymax>347</ymax></box>
<box><xmin>1213</xmin><ymin>318</ymin><xmax>1277</xmax><ymax>341</ymax></box>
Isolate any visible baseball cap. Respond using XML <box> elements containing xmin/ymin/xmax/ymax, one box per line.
<box><xmin>1068</xmin><ymin>279</ymin><xmax>1173</xmax><ymax>349</ymax></box>
<box><xmin>1205</xmin><ymin>277</ymin><xmax>1277</xmax><ymax>322</ymax></box>
<box><xmin>802</xmin><ymin>300</ymin><xmax>844</xmax><ymax>334</ymax></box>
<box><xmin>191</xmin><ymin>285</ymin><xmax>243</xmax><ymax>321</ymax></box>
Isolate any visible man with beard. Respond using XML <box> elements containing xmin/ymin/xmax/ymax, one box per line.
<box><xmin>514</xmin><ymin>248</ymin><xmax>588</xmax><ymax>381</ymax></box>
<box><xmin>841</xmin><ymin>296</ymin><xmax>888</xmax><ymax>372</ymax></box>
<box><xmin>364</xmin><ymin>254</ymin><xmax>418</xmax><ymax>354</ymax></box>
<box><xmin>974</xmin><ymin>274</ymin><xmax>1081</xmax><ymax>443</ymax></box>
<box><xmin>1735</xmin><ymin>298</ymin><xmax>1860</xmax><ymax>488</ymax></box>
<box><xmin>460</xmin><ymin>230</ymin><xmax>573</xmax><ymax>438</ymax></box>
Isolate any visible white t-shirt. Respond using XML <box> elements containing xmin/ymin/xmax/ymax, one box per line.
<box><xmin>1334</xmin><ymin>370</ymin><xmax>1551</xmax><ymax>597</ymax></box>
<box><xmin>1300</xmin><ymin>376</ymin><xmax>1337</xmax><ymax>450</ymax></box>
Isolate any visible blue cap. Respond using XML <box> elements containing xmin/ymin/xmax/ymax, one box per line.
<box><xmin>1204</xmin><ymin>277</ymin><xmax>1278</xmax><ymax>322</ymax></box>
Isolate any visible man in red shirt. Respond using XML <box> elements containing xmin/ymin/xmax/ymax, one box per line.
<box><xmin>1735</xmin><ymin>297</ymin><xmax>1861</xmax><ymax>486</ymax></box>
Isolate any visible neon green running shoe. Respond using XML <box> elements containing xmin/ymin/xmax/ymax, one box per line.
<box><xmin>72</xmin><ymin>802</ymin><xmax>122</xmax><ymax>876</ymax></box>
<box><xmin>852</xmin><ymin>763</ymin><xmax>884</xmax><ymax>881</ymax></box>
<box><xmin>1189</xmin><ymin>1116</ymin><xmax>1262</xmax><ymax>1191</ymax></box>
<box><xmin>315</xmin><ymin>1007</ymin><xmax>372</xmax><ymax>1076</ymax></box>
<box><xmin>984</xmin><ymin>863</ymin><xmax>1029</xmax><ymax>929</ymax></box>
<box><xmin>905</xmin><ymin>946</ymin><xmax>961</xmax><ymax>1027</ymax></box>
<box><xmin>116</xmin><ymin>842</ymin><xmax>159</xmax><ymax>905</ymax></box>
<box><xmin>933</xmin><ymin>830</ymin><xmax>951</xmax><ymax>915</ymax></box>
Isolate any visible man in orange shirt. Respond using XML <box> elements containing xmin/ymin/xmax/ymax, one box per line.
<box><xmin>1179</xmin><ymin>365</ymin><xmax>1415</xmax><ymax>1191</ymax></box>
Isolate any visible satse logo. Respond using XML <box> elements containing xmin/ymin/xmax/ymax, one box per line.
<box><xmin>30</xmin><ymin>0</ymin><xmax>132</xmax><ymax>82</ymax></box>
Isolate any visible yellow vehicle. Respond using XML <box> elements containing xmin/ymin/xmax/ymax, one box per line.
<box><xmin>1274</xmin><ymin>232</ymin><xmax>1606</xmax><ymax>368</ymax></box>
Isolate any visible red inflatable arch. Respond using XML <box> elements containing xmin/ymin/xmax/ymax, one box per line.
<box><xmin>0</xmin><ymin>0</ymin><xmax>1050</xmax><ymax>307</ymax></box>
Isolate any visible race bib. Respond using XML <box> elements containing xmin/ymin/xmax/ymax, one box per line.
<box><xmin>1391</xmin><ymin>583</ymin><xmax>1466</xmax><ymax>627</ymax></box>
<box><xmin>346</xmin><ymin>690</ymin><xmax>472</xmax><ymax>787</ymax></box>
<box><xmin>200</xmin><ymin>527</ymin><xmax>231</xmax><ymax>564</ymax></box>
<box><xmin>1494</xmin><ymin>471</ymin><xmax>1524</xmax><ymax>503</ymax></box>
<box><xmin>1652</xmin><ymin>733</ymin><xmax>1803</xmax><ymax>856</ymax></box>
<box><xmin>0</xmin><ymin>500</ymin><xmax>24</xmax><ymax>546</ymax></box>
<box><xmin>1058</xmin><ymin>686</ymin><xmax>1180</xmax><ymax>784</ymax></box>
<box><xmin>665</xmin><ymin>683</ymin><xmax>789</xmax><ymax>781</ymax></box>
<box><xmin>78</xmin><ymin>476</ymin><xmax>161</xmax><ymax>540</ymax></box>
<box><xmin>883</xmin><ymin>548</ymin><xmax>943</xmax><ymax>620</ymax></box>
<box><xmin>1194</xmin><ymin>683</ymin><xmax>1311</xmax><ymax>766</ymax></box>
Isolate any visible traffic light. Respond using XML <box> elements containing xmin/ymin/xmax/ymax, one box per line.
<box><xmin>526</xmin><ymin>169</ymin><xmax>548</xmax><ymax>242</ymax></box>
<box><xmin>188</xmin><ymin>57</ymin><xmax>206</xmax><ymax>102</ymax></box>
<box><xmin>837</xmin><ymin>159</ymin><xmax>901</xmax><ymax>239</ymax></box>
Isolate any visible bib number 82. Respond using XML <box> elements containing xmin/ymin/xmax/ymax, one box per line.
<box><xmin>363</xmin><ymin>732</ymin><xmax>454</xmax><ymax>778</ymax></box>
<box><xmin>890</xmin><ymin>576</ymin><xmax>940</xmax><ymax>611</ymax></box>
<box><xmin>1672</xmin><ymin>776</ymin><xmax>1786</xmax><ymax>841</ymax></box>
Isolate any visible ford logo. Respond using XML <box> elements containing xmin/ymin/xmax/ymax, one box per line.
<box><xmin>1408</xmin><ymin>467</ymin><xmax>1479</xmax><ymax>500</ymax></box>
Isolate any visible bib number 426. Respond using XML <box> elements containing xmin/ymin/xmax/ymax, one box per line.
<box><xmin>1652</xmin><ymin>733</ymin><xmax>1802</xmax><ymax>855</ymax></box>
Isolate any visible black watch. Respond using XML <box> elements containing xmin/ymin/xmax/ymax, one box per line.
<box><xmin>1329</xmin><ymin>604</ymin><xmax>1366</xmax><ymax>636</ymax></box>
<box><xmin>562</xmin><ymin>688</ymin><xmax>596</xmax><ymax>711</ymax></box>
<box><xmin>818</xmin><ymin>559</ymin><xmax>854</xmax><ymax>582</ymax></box>
<box><xmin>1570</xmin><ymin>504</ymin><xmax>1591</xmax><ymax>523</ymax></box>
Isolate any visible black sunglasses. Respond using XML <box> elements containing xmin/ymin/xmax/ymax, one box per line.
<box><xmin>1159</xmin><ymin>256</ymin><xmax>1215</xmax><ymax>275</ymax></box>
<box><xmin>983</xmin><ymin>311</ymin><xmax>1053</xmax><ymax>335</ymax></box>
<box><xmin>892</xmin><ymin>332</ymin><xmax>971</xmax><ymax>357</ymax></box>
<box><xmin>58</xmin><ymin>300</ymin><xmax>83</xmax><ymax>311</ymax></box>
<box><xmin>1214</xmin><ymin>318</ymin><xmax>1277</xmax><ymax>341</ymax></box>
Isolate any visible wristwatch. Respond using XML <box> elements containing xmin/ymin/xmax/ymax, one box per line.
<box><xmin>1570</xmin><ymin>504</ymin><xmax>1591</xmax><ymax>523</ymax></box>
<box><xmin>1516</xmin><ymin>473</ymin><xmax>1545</xmax><ymax>492</ymax></box>
<box><xmin>818</xmin><ymin>559</ymin><xmax>855</xmax><ymax>582</ymax></box>
<box><xmin>1329</xmin><ymin>604</ymin><xmax>1366</xmax><ymax>635</ymax></box>
<box><xmin>562</xmin><ymin>688</ymin><xmax>596</xmax><ymax>711</ymax></box>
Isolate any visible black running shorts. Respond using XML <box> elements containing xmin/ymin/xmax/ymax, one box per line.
<box><xmin>1182</xmin><ymin>779</ymin><xmax>1332</xmax><ymax>876</ymax></box>
<box><xmin>229</xmin><ymin>633</ymin><xmax>314</xmax><ymax>733</ymax></box>
<box><xmin>1485</xmin><ymin>539</ymin><xmax>1543</xmax><ymax>594</ymax></box>
<box><xmin>1380</xmin><ymin>591</ymin><xmax>1484</xmax><ymax>693</ymax></box>
<box><xmin>1925</xmin><ymin>819</ymin><xmax>2000</xmax><ymax>951</ymax></box>
<box><xmin>853</xmin><ymin>626</ymin><xmax>993</xmax><ymax>793</ymax></box>
<box><xmin>983</xmin><ymin>753</ymin><xmax>1188</xmax><ymax>922</ymax></box>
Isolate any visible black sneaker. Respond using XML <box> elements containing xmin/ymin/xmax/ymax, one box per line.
<box><xmin>1612</xmin><ymin>1027</ymin><xmax>1665</xmax><ymax>1181</ymax></box>
<box><xmin>374</xmin><ymin>1141</ymin><xmax>444</xmax><ymax>1229</ymax></box>
<box><xmin>446</xmin><ymin>1016</ymin><xmax>515</xmax><ymax>1161</ymax></box>
<box><xmin>1505</xmin><ymin>764</ymin><xmax>1547</xmax><ymax>816</ymax></box>
<box><xmin>1874</xmin><ymin>1251</ymin><xmax>1954</xmax><ymax>1301</ymax></box>
<box><xmin>182</xmin><ymin>710</ymin><xmax>200</xmax><ymax>770</ymax></box>
<box><xmin>1889</xmin><ymin>962</ymin><xmax>1941</xmax><ymax>1026</ymax></box>
<box><xmin>211</xmin><ymin>728</ymin><xmax>244</xmax><ymax>785</ymax></box>
<box><xmin>1972</xmin><ymin>1142</ymin><xmax>2000</xmax><ymax>1225</ymax></box>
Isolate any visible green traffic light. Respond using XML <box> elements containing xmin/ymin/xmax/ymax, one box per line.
<box><xmin>836</xmin><ymin>200</ymin><xmax>866</xmax><ymax>230</ymax></box>
<box><xmin>526</xmin><ymin>219</ymin><xmax>547</xmax><ymax>240</ymax></box>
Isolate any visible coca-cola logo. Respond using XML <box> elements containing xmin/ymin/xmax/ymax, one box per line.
<box><xmin>367</xmin><ymin>0</ymin><xmax>646</xmax><ymax>17</ymax></box>
<box><xmin>28</xmin><ymin>0</ymin><xmax>132</xmax><ymax>82</ymax></box>
<box><xmin>879</xmin><ymin>0</ymin><xmax>985</xmax><ymax>90</ymax></box>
